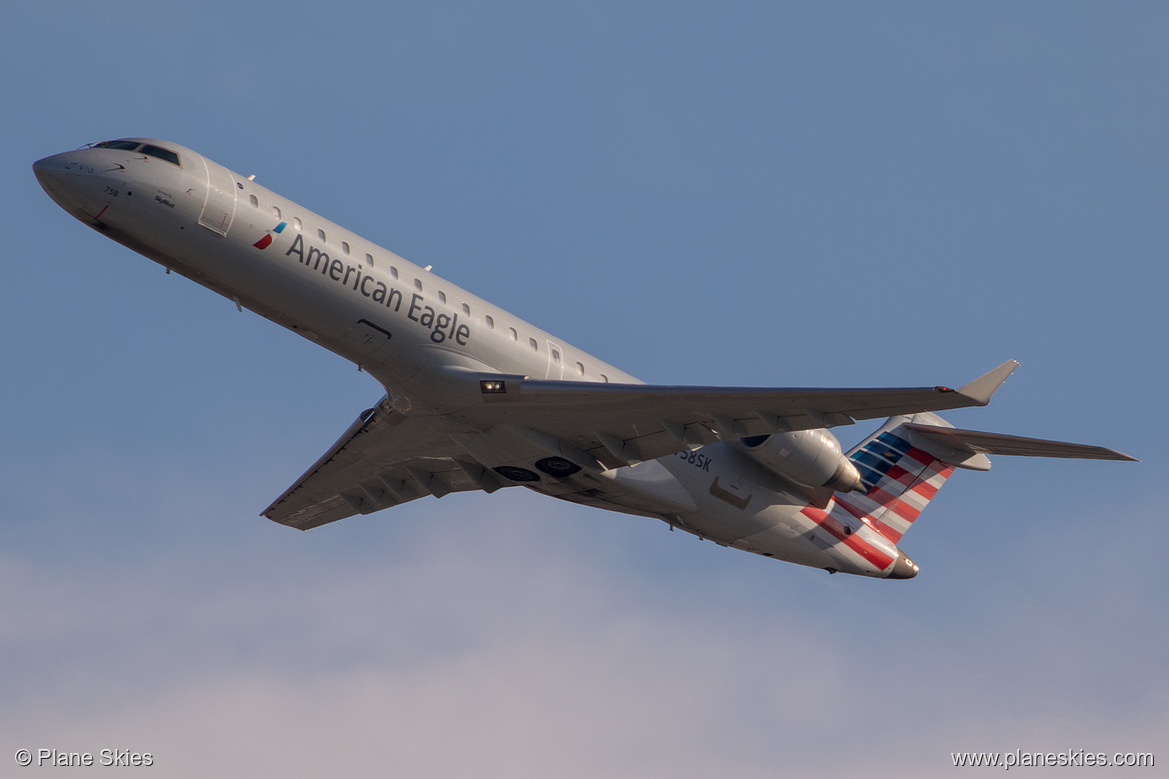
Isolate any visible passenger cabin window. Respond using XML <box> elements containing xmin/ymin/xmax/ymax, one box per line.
<box><xmin>529</xmin><ymin>338</ymin><xmax>538</xmax><ymax>351</ymax></box>
<box><xmin>249</xmin><ymin>195</ymin><xmax>258</xmax><ymax>208</ymax></box>
<box><xmin>438</xmin><ymin>291</ymin><xmax>446</xmax><ymax>304</ymax></box>
<box><xmin>341</xmin><ymin>241</ymin><xmax>350</xmax><ymax>255</ymax></box>
<box><xmin>508</xmin><ymin>327</ymin><xmax>517</xmax><ymax>341</ymax></box>
<box><xmin>293</xmin><ymin>217</ymin><xmax>302</xmax><ymax>231</ymax></box>
<box><xmin>365</xmin><ymin>253</ymin><xmax>374</xmax><ymax>267</ymax></box>
<box><xmin>462</xmin><ymin>303</ymin><xmax>470</xmax><ymax>315</ymax></box>
<box><xmin>576</xmin><ymin>362</ymin><xmax>585</xmax><ymax>376</ymax></box>
<box><xmin>414</xmin><ymin>279</ymin><xmax>423</xmax><ymax>291</ymax></box>
<box><xmin>318</xmin><ymin>229</ymin><xmax>326</xmax><ymax>242</ymax></box>
<box><xmin>551</xmin><ymin>349</ymin><xmax>561</xmax><ymax>363</ymax></box>
<box><xmin>485</xmin><ymin>315</ymin><xmax>494</xmax><ymax>329</ymax></box>
<box><xmin>273</xmin><ymin>206</ymin><xmax>281</xmax><ymax>218</ymax></box>
<box><xmin>390</xmin><ymin>267</ymin><xmax>398</xmax><ymax>280</ymax></box>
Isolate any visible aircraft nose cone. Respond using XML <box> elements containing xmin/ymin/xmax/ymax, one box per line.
<box><xmin>33</xmin><ymin>155</ymin><xmax>69</xmax><ymax>193</ymax></box>
<box><xmin>33</xmin><ymin>153</ymin><xmax>89</xmax><ymax>202</ymax></box>
<box><xmin>34</xmin><ymin>152</ymin><xmax>100</xmax><ymax>218</ymax></box>
<box><xmin>887</xmin><ymin>553</ymin><xmax>919</xmax><ymax>579</ymax></box>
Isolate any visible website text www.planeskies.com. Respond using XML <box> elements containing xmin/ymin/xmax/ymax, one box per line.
<box><xmin>951</xmin><ymin>749</ymin><xmax>1153</xmax><ymax>769</ymax></box>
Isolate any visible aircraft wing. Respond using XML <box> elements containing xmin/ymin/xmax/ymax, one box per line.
<box><xmin>264</xmin><ymin>361</ymin><xmax>1019</xmax><ymax>528</ymax></box>
<box><xmin>262</xmin><ymin>400</ymin><xmax>506</xmax><ymax>530</ymax></box>
<box><xmin>451</xmin><ymin>360</ymin><xmax>1020</xmax><ymax>469</ymax></box>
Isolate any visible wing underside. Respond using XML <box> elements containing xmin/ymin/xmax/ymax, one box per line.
<box><xmin>262</xmin><ymin>401</ymin><xmax>503</xmax><ymax>530</ymax></box>
<box><xmin>264</xmin><ymin>361</ymin><xmax>1020</xmax><ymax>529</ymax></box>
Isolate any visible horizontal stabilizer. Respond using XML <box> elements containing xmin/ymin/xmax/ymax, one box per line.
<box><xmin>903</xmin><ymin>423</ymin><xmax>1138</xmax><ymax>461</ymax></box>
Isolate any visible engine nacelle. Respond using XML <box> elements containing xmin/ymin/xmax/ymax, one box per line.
<box><xmin>734</xmin><ymin>429</ymin><xmax>863</xmax><ymax>492</ymax></box>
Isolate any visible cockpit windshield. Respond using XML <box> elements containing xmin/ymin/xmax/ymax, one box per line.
<box><xmin>140</xmin><ymin>144</ymin><xmax>181</xmax><ymax>165</ymax></box>
<box><xmin>91</xmin><ymin>140</ymin><xmax>181</xmax><ymax>166</ymax></box>
<box><xmin>93</xmin><ymin>140</ymin><xmax>141</xmax><ymax>151</ymax></box>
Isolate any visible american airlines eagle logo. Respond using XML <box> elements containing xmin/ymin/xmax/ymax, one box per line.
<box><xmin>253</xmin><ymin>221</ymin><xmax>287</xmax><ymax>250</ymax></box>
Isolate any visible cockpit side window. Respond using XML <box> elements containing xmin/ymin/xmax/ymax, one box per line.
<box><xmin>140</xmin><ymin>145</ymin><xmax>181</xmax><ymax>166</ymax></box>
<box><xmin>94</xmin><ymin>140</ymin><xmax>142</xmax><ymax>151</ymax></box>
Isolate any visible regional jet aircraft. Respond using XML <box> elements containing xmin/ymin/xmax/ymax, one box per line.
<box><xmin>33</xmin><ymin>139</ymin><xmax>1135</xmax><ymax>579</ymax></box>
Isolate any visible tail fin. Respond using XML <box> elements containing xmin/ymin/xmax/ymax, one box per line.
<box><xmin>833</xmin><ymin>410</ymin><xmax>1137</xmax><ymax>543</ymax></box>
<box><xmin>834</xmin><ymin>412</ymin><xmax>962</xmax><ymax>543</ymax></box>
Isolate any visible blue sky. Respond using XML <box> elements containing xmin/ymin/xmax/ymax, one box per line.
<box><xmin>2</xmin><ymin>2</ymin><xmax>1166</xmax><ymax>775</ymax></box>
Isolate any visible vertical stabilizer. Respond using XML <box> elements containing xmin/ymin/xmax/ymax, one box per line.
<box><xmin>833</xmin><ymin>412</ymin><xmax>960</xmax><ymax>542</ymax></box>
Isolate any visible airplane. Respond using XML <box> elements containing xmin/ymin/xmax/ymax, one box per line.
<box><xmin>32</xmin><ymin>138</ymin><xmax>1136</xmax><ymax>580</ymax></box>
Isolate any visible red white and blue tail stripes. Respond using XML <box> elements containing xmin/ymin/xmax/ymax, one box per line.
<box><xmin>786</xmin><ymin>414</ymin><xmax>959</xmax><ymax>576</ymax></box>
<box><xmin>834</xmin><ymin>420</ymin><xmax>955</xmax><ymax>543</ymax></box>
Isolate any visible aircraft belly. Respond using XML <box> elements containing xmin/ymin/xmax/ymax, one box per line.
<box><xmin>603</xmin><ymin>460</ymin><xmax>696</xmax><ymax>513</ymax></box>
<box><xmin>657</xmin><ymin>446</ymin><xmax>800</xmax><ymax>542</ymax></box>
<box><xmin>655</xmin><ymin>445</ymin><xmax>897</xmax><ymax>573</ymax></box>
<box><xmin>513</xmin><ymin>460</ymin><xmax>693</xmax><ymax>520</ymax></box>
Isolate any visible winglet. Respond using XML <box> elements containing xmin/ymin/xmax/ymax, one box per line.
<box><xmin>955</xmin><ymin>360</ymin><xmax>1019</xmax><ymax>405</ymax></box>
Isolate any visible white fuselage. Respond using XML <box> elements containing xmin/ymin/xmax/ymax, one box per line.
<box><xmin>34</xmin><ymin>139</ymin><xmax>911</xmax><ymax>578</ymax></box>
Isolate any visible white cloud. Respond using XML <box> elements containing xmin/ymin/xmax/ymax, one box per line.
<box><xmin>3</xmin><ymin>475</ymin><xmax>1165</xmax><ymax>777</ymax></box>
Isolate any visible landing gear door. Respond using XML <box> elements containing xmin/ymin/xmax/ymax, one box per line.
<box><xmin>198</xmin><ymin>156</ymin><xmax>237</xmax><ymax>236</ymax></box>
